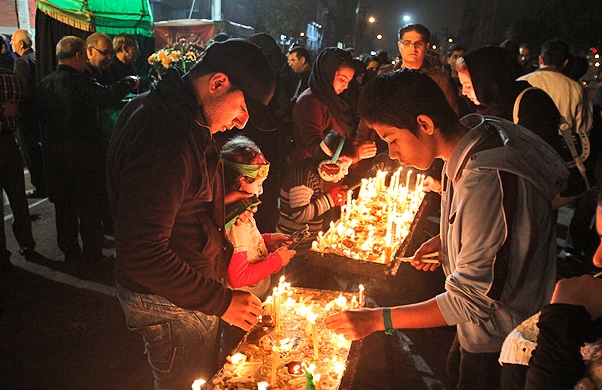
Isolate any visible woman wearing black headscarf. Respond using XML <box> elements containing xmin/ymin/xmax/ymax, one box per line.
<box><xmin>292</xmin><ymin>47</ymin><xmax>376</xmax><ymax>163</ymax></box>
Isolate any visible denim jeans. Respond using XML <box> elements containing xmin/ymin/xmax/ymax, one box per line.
<box><xmin>446</xmin><ymin>334</ymin><xmax>502</xmax><ymax>390</ymax></box>
<box><xmin>116</xmin><ymin>283</ymin><xmax>220</xmax><ymax>390</ymax></box>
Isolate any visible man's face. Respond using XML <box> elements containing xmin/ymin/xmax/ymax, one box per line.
<box><xmin>123</xmin><ymin>43</ymin><xmax>140</xmax><ymax>64</ymax></box>
<box><xmin>458</xmin><ymin>70</ymin><xmax>481</xmax><ymax>105</ymax></box>
<box><xmin>202</xmin><ymin>88</ymin><xmax>250</xmax><ymax>134</ymax></box>
<box><xmin>87</xmin><ymin>38</ymin><xmax>114</xmax><ymax>70</ymax></box>
<box><xmin>519</xmin><ymin>47</ymin><xmax>530</xmax><ymax>65</ymax></box>
<box><xmin>10</xmin><ymin>34</ymin><xmax>23</xmax><ymax>54</ymax></box>
<box><xmin>333</xmin><ymin>67</ymin><xmax>354</xmax><ymax>95</ymax></box>
<box><xmin>288</xmin><ymin>52</ymin><xmax>306</xmax><ymax>73</ymax></box>
<box><xmin>398</xmin><ymin>31</ymin><xmax>428</xmax><ymax>69</ymax></box>
<box><xmin>372</xmin><ymin>123</ymin><xmax>435</xmax><ymax>170</ymax></box>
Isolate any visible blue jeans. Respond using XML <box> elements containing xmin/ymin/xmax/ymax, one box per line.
<box><xmin>116</xmin><ymin>283</ymin><xmax>220</xmax><ymax>390</ymax></box>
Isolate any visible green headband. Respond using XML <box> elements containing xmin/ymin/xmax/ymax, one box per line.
<box><xmin>222</xmin><ymin>159</ymin><xmax>270</xmax><ymax>179</ymax></box>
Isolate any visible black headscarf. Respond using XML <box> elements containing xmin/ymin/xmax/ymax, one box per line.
<box><xmin>309</xmin><ymin>47</ymin><xmax>357</xmax><ymax>137</ymax></box>
<box><xmin>462</xmin><ymin>46</ymin><xmax>531</xmax><ymax>120</ymax></box>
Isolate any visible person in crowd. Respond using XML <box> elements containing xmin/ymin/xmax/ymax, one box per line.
<box><xmin>84</xmin><ymin>32</ymin><xmax>139</xmax><ymax>236</ymax></box>
<box><xmin>287</xmin><ymin>45</ymin><xmax>312</xmax><ymax>103</ymax></box>
<box><xmin>563</xmin><ymin>54</ymin><xmax>590</xmax><ymax>82</ymax></box>
<box><xmin>107</xmin><ymin>33</ymin><xmax>140</xmax><ymax>83</ymax></box>
<box><xmin>518</xmin><ymin>43</ymin><xmax>537</xmax><ymax>76</ymax></box>
<box><xmin>443</xmin><ymin>43</ymin><xmax>467</xmax><ymax>90</ymax></box>
<box><xmin>292</xmin><ymin>47</ymin><xmax>376</xmax><ymax>164</ymax></box>
<box><xmin>325</xmin><ymin>69</ymin><xmax>569</xmax><ymax>390</ymax></box>
<box><xmin>106</xmin><ymin>39</ymin><xmax>275</xmax><ymax>388</ymax></box>
<box><xmin>394</xmin><ymin>24</ymin><xmax>459</xmax><ymax>115</ymax></box>
<box><xmin>37</xmin><ymin>36</ymin><xmax>132</xmax><ymax>264</ymax></box>
<box><xmin>519</xmin><ymin>38</ymin><xmax>595</xmax><ymax>260</ymax></box>
<box><xmin>455</xmin><ymin>46</ymin><xmax>581</xmax><ymax>193</ymax></box>
<box><xmin>500</xmin><ymin>188</ymin><xmax>602</xmax><ymax>389</ymax></box>
<box><xmin>277</xmin><ymin>130</ymin><xmax>357</xmax><ymax>287</ymax></box>
<box><xmin>518</xmin><ymin>38</ymin><xmax>593</xmax><ymax>139</ymax></box>
<box><xmin>0</xmin><ymin>67</ymin><xmax>37</xmax><ymax>271</ymax></box>
<box><xmin>443</xmin><ymin>43</ymin><xmax>473</xmax><ymax>117</ymax></box>
<box><xmin>10</xmin><ymin>29</ymin><xmax>46</xmax><ymax>198</ymax></box>
<box><xmin>221</xmin><ymin>135</ymin><xmax>295</xmax><ymax>298</ymax></box>
<box><xmin>499</xmin><ymin>39</ymin><xmax>524</xmax><ymax>78</ymax></box>
<box><xmin>0</xmin><ymin>35</ymin><xmax>15</xmax><ymax>71</ymax></box>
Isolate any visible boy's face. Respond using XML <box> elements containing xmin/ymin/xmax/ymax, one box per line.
<box><xmin>372</xmin><ymin>123</ymin><xmax>436</xmax><ymax>170</ymax></box>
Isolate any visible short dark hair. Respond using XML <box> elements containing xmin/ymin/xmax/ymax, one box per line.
<box><xmin>113</xmin><ymin>33</ymin><xmax>138</xmax><ymax>52</ymax></box>
<box><xmin>289</xmin><ymin>46</ymin><xmax>310</xmax><ymax>62</ymax></box>
<box><xmin>399</xmin><ymin>24</ymin><xmax>431</xmax><ymax>43</ymax></box>
<box><xmin>447</xmin><ymin>43</ymin><xmax>467</xmax><ymax>57</ymax></box>
<box><xmin>541</xmin><ymin>38</ymin><xmax>571</xmax><ymax>68</ymax></box>
<box><xmin>358</xmin><ymin>69</ymin><xmax>459</xmax><ymax>140</ymax></box>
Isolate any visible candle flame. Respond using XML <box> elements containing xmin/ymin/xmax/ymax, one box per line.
<box><xmin>191</xmin><ymin>379</ymin><xmax>206</xmax><ymax>390</ymax></box>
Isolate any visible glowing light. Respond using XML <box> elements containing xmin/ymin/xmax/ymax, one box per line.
<box><xmin>191</xmin><ymin>379</ymin><xmax>205</xmax><ymax>390</ymax></box>
<box><xmin>376</xmin><ymin>34</ymin><xmax>383</xmax><ymax>40</ymax></box>
<box><xmin>402</xmin><ymin>14</ymin><xmax>411</xmax><ymax>22</ymax></box>
<box><xmin>368</xmin><ymin>16</ymin><xmax>375</xmax><ymax>23</ymax></box>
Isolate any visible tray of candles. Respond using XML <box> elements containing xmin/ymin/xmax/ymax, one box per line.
<box><xmin>205</xmin><ymin>277</ymin><xmax>365</xmax><ymax>390</ymax></box>
<box><xmin>306</xmin><ymin>168</ymin><xmax>429</xmax><ymax>279</ymax></box>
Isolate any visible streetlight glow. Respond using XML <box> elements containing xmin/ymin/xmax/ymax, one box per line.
<box><xmin>376</xmin><ymin>34</ymin><xmax>383</xmax><ymax>40</ymax></box>
<box><xmin>368</xmin><ymin>16</ymin><xmax>375</xmax><ymax>24</ymax></box>
<box><xmin>402</xmin><ymin>14</ymin><xmax>411</xmax><ymax>23</ymax></box>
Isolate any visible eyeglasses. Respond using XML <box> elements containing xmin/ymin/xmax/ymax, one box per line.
<box><xmin>91</xmin><ymin>46</ymin><xmax>114</xmax><ymax>57</ymax></box>
<box><xmin>400</xmin><ymin>40</ymin><xmax>426</xmax><ymax>49</ymax></box>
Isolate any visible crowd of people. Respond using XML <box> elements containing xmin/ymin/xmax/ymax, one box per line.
<box><xmin>1</xmin><ymin>22</ymin><xmax>602</xmax><ymax>389</ymax></box>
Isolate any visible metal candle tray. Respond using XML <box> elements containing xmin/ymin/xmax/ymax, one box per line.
<box><xmin>305</xmin><ymin>196</ymin><xmax>430</xmax><ymax>279</ymax></box>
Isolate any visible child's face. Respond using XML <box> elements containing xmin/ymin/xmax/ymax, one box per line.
<box><xmin>331</xmin><ymin>157</ymin><xmax>353</xmax><ymax>182</ymax></box>
<box><xmin>240</xmin><ymin>176</ymin><xmax>267</xmax><ymax>197</ymax></box>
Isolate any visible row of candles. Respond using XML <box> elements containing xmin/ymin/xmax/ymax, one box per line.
<box><xmin>312</xmin><ymin>167</ymin><xmax>426</xmax><ymax>264</ymax></box>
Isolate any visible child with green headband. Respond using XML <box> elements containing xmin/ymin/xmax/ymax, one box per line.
<box><xmin>221</xmin><ymin>135</ymin><xmax>296</xmax><ymax>299</ymax></box>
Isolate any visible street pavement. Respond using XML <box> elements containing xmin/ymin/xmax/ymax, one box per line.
<box><xmin>1</xmin><ymin>191</ymin><xmax>455</xmax><ymax>390</ymax></box>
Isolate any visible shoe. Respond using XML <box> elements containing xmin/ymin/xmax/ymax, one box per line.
<box><xmin>27</xmin><ymin>189</ymin><xmax>48</xmax><ymax>199</ymax></box>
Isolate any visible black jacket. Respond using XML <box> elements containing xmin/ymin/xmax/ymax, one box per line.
<box><xmin>107</xmin><ymin>67</ymin><xmax>234</xmax><ymax>316</ymax></box>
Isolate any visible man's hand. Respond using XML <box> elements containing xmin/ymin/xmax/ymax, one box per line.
<box><xmin>551</xmin><ymin>275</ymin><xmax>602</xmax><ymax>320</ymax></box>
<box><xmin>325</xmin><ymin>308</ymin><xmax>382</xmax><ymax>340</ymax></box>
<box><xmin>357</xmin><ymin>141</ymin><xmax>377</xmax><ymax>160</ymax></box>
<box><xmin>221</xmin><ymin>290</ymin><xmax>263</xmax><ymax>331</ymax></box>
<box><xmin>411</xmin><ymin>235</ymin><xmax>441</xmax><ymax>272</ymax></box>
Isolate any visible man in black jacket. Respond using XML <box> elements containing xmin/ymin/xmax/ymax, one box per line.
<box><xmin>38</xmin><ymin>36</ymin><xmax>134</xmax><ymax>264</ymax></box>
<box><xmin>106</xmin><ymin>39</ymin><xmax>276</xmax><ymax>388</ymax></box>
<box><xmin>11</xmin><ymin>29</ymin><xmax>46</xmax><ymax>198</ymax></box>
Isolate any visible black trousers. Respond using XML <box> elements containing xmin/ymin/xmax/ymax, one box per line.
<box><xmin>0</xmin><ymin>133</ymin><xmax>35</xmax><ymax>260</ymax></box>
<box><xmin>446</xmin><ymin>333</ymin><xmax>502</xmax><ymax>390</ymax></box>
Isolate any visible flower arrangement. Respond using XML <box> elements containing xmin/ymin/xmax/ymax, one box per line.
<box><xmin>148</xmin><ymin>37</ymin><xmax>207</xmax><ymax>77</ymax></box>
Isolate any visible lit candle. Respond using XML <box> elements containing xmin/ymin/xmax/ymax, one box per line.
<box><xmin>346</xmin><ymin>189</ymin><xmax>352</xmax><ymax>219</ymax></box>
<box><xmin>405</xmin><ymin>169</ymin><xmax>412</xmax><ymax>190</ymax></box>
<box><xmin>257</xmin><ymin>382</ymin><xmax>268</xmax><ymax>390</ymax></box>
<box><xmin>307</xmin><ymin>312</ymin><xmax>319</xmax><ymax>360</ymax></box>
<box><xmin>273</xmin><ymin>287</ymin><xmax>281</xmax><ymax>334</ymax></box>
<box><xmin>191</xmin><ymin>379</ymin><xmax>205</xmax><ymax>390</ymax></box>
<box><xmin>314</xmin><ymin>373</ymin><xmax>323</xmax><ymax>390</ymax></box>
<box><xmin>358</xmin><ymin>284</ymin><xmax>365</xmax><ymax>307</ymax></box>
<box><xmin>270</xmin><ymin>345</ymin><xmax>278</xmax><ymax>387</ymax></box>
